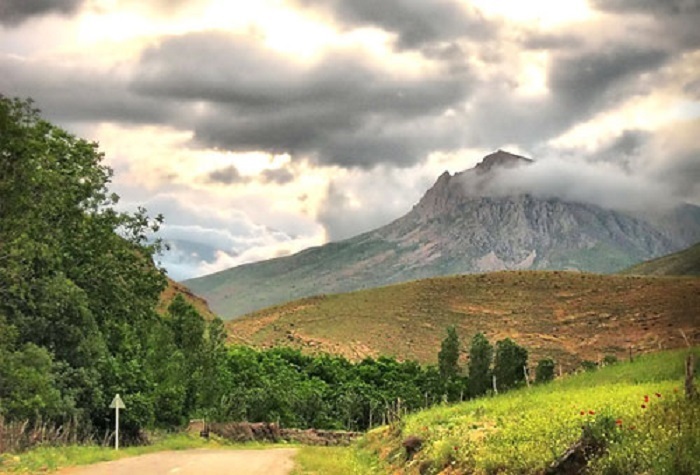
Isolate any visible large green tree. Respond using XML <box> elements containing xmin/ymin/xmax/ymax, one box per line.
<box><xmin>438</xmin><ymin>325</ymin><xmax>460</xmax><ymax>380</ymax></box>
<box><xmin>0</xmin><ymin>95</ymin><xmax>166</xmax><ymax>429</ymax></box>
<box><xmin>467</xmin><ymin>333</ymin><xmax>493</xmax><ymax>397</ymax></box>
<box><xmin>493</xmin><ymin>338</ymin><xmax>528</xmax><ymax>391</ymax></box>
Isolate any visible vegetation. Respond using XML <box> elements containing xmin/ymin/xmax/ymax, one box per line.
<box><xmin>226</xmin><ymin>271</ymin><xmax>700</xmax><ymax>367</ymax></box>
<box><xmin>535</xmin><ymin>358</ymin><xmax>555</xmax><ymax>383</ymax></box>
<box><xmin>0</xmin><ymin>96</ymin><xmax>230</xmax><ymax>447</ymax></box>
<box><xmin>360</xmin><ymin>348</ymin><xmax>699</xmax><ymax>474</ymax></box>
<box><xmin>292</xmin><ymin>446</ymin><xmax>384</xmax><ymax>475</ymax></box>
<box><xmin>467</xmin><ymin>333</ymin><xmax>493</xmax><ymax>398</ymax></box>
<box><xmin>622</xmin><ymin>241</ymin><xmax>700</xmax><ymax>276</ymax></box>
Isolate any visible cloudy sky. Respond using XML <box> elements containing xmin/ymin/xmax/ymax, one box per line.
<box><xmin>2</xmin><ymin>0</ymin><xmax>699</xmax><ymax>280</ymax></box>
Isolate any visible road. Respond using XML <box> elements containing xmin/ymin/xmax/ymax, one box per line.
<box><xmin>56</xmin><ymin>448</ymin><xmax>298</xmax><ymax>475</ymax></box>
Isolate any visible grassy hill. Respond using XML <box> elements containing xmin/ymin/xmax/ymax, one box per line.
<box><xmin>356</xmin><ymin>348</ymin><xmax>699</xmax><ymax>474</ymax></box>
<box><xmin>159</xmin><ymin>278</ymin><xmax>217</xmax><ymax>320</ymax></box>
<box><xmin>622</xmin><ymin>241</ymin><xmax>700</xmax><ymax>276</ymax></box>
<box><xmin>226</xmin><ymin>271</ymin><xmax>700</xmax><ymax>368</ymax></box>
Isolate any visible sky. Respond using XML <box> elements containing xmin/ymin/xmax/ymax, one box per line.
<box><xmin>2</xmin><ymin>0</ymin><xmax>699</xmax><ymax>280</ymax></box>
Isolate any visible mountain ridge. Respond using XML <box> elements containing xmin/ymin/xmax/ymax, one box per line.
<box><xmin>185</xmin><ymin>151</ymin><xmax>700</xmax><ymax>319</ymax></box>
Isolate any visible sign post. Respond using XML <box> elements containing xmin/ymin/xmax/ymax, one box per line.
<box><xmin>109</xmin><ymin>394</ymin><xmax>126</xmax><ymax>450</ymax></box>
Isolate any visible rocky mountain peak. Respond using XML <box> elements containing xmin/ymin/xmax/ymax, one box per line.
<box><xmin>414</xmin><ymin>150</ymin><xmax>532</xmax><ymax>219</ymax></box>
<box><xmin>474</xmin><ymin>149</ymin><xmax>533</xmax><ymax>174</ymax></box>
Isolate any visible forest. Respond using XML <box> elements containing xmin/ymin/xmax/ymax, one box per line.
<box><xmin>0</xmin><ymin>96</ymin><xmax>541</xmax><ymax>443</ymax></box>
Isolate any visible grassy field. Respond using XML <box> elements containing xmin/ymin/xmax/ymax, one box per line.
<box><xmin>226</xmin><ymin>271</ymin><xmax>700</xmax><ymax>368</ymax></box>
<box><xmin>359</xmin><ymin>348</ymin><xmax>699</xmax><ymax>474</ymax></box>
<box><xmin>623</xmin><ymin>241</ymin><xmax>700</xmax><ymax>276</ymax></box>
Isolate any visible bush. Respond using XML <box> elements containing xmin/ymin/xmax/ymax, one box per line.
<box><xmin>535</xmin><ymin>358</ymin><xmax>556</xmax><ymax>383</ymax></box>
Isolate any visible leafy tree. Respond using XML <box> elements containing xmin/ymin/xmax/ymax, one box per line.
<box><xmin>438</xmin><ymin>326</ymin><xmax>460</xmax><ymax>380</ymax></box>
<box><xmin>535</xmin><ymin>358</ymin><xmax>556</xmax><ymax>383</ymax></box>
<box><xmin>0</xmin><ymin>95</ymin><xmax>166</xmax><ymax>432</ymax></box>
<box><xmin>467</xmin><ymin>333</ymin><xmax>493</xmax><ymax>397</ymax></box>
<box><xmin>493</xmin><ymin>338</ymin><xmax>528</xmax><ymax>391</ymax></box>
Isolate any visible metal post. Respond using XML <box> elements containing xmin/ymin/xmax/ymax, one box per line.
<box><xmin>115</xmin><ymin>405</ymin><xmax>119</xmax><ymax>450</ymax></box>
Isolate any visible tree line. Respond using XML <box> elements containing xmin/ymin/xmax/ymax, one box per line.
<box><xmin>0</xmin><ymin>96</ymin><xmax>557</xmax><ymax>443</ymax></box>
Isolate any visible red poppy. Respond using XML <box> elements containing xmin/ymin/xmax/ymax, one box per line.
<box><xmin>615</xmin><ymin>419</ymin><xmax>623</xmax><ymax>425</ymax></box>
<box><xmin>580</xmin><ymin>411</ymin><xmax>585</xmax><ymax>416</ymax></box>
<box><xmin>453</xmin><ymin>446</ymin><xmax>458</xmax><ymax>451</ymax></box>
<box><xmin>644</xmin><ymin>395</ymin><xmax>649</xmax><ymax>402</ymax></box>
<box><xmin>588</xmin><ymin>410</ymin><xmax>595</xmax><ymax>415</ymax></box>
<box><xmin>655</xmin><ymin>393</ymin><xmax>661</xmax><ymax>398</ymax></box>
<box><xmin>641</xmin><ymin>404</ymin><xmax>647</xmax><ymax>409</ymax></box>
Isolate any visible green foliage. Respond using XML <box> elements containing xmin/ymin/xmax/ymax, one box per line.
<box><xmin>581</xmin><ymin>360</ymin><xmax>599</xmax><ymax>372</ymax></box>
<box><xmin>467</xmin><ymin>333</ymin><xmax>492</xmax><ymax>397</ymax></box>
<box><xmin>437</xmin><ymin>326</ymin><xmax>460</xmax><ymax>380</ymax></box>
<box><xmin>374</xmin><ymin>348</ymin><xmax>700</xmax><ymax>475</ymax></box>
<box><xmin>0</xmin><ymin>95</ymin><xmax>166</xmax><ymax>434</ymax></box>
<box><xmin>535</xmin><ymin>358</ymin><xmax>556</xmax><ymax>384</ymax></box>
<box><xmin>603</xmin><ymin>354</ymin><xmax>619</xmax><ymax>366</ymax></box>
<box><xmin>493</xmin><ymin>338</ymin><xmax>528</xmax><ymax>391</ymax></box>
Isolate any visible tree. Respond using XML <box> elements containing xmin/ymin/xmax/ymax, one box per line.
<box><xmin>0</xmin><ymin>95</ymin><xmax>166</xmax><ymax>431</ymax></box>
<box><xmin>467</xmin><ymin>333</ymin><xmax>493</xmax><ymax>397</ymax></box>
<box><xmin>535</xmin><ymin>358</ymin><xmax>555</xmax><ymax>384</ymax></box>
<box><xmin>493</xmin><ymin>338</ymin><xmax>528</xmax><ymax>391</ymax></box>
<box><xmin>438</xmin><ymin>326</ymin><xmax>460</xmax><ymax>380</ymax></box>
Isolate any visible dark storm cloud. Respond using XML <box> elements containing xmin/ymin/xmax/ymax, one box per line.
<box><xmin>0</xmin><ymin>0</ymin><xmax>83</xmax><ymax>26</ymax></box>
<box><xmin>591</xmin><ymin>0</ymin><xmax>700</xmax><ymax>50</ymax></box>
<box><xmin>591</xmin><ymin>0</ymin><xmax>700</xmax><ymax>15</ymax></box>
<box><xmin>0</xmin><ymin>55</ymin><xmax>179</xmax><ymax>125</ymax></box>
<box><xmin>206</xmin><ymin>165</ymin><xmax>248</xmax><ymax>185</ymax></box>
<box><xmin>462</xmin><ymin>45</ymin><xmax>670</xmax><ymax>148</ymax></box>
<box><xmin>292</xmin><ymin>0</ymin><xmax>495</xmax><ymax>49</ymax></box>
<box><xmin>260</xmin><ymin>168</ymin><xmax>294</xmax><ymax>185</ymax></box>
<box><xmin>131</xmin><ymin>31</ymin><xmax>472</xmax><ymax>167</ymax></box>
<box><xmin>549</xmin><ymin>47</ymin><xmax>669</xmax><ymax>113</ymax></box>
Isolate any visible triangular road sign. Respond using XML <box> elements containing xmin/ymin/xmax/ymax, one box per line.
<box><xmin>109</xmin><ymin>394</ymin><xmax>126</xmax><ymax>409</ymax></box>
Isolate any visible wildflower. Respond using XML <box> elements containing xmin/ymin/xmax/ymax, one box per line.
<box><xmin>580</xmin><ymin>411</ymin><xmax>585</xmax><ymax>416</ymax></box>
<box><xmin>641</xmin><ymin>404</ymin><xmax>646</xmax><ymax>409</ymax></box>
<box><xmin>615</xmin><ymin>419</ymin><xmax>623</xmax><ymax>425</ymax></box>
<box><xmin>588</xmin><ymin>410</ymin><xmax>595</xmax><ymax>415</ymax></box>
<box><xmin>453</xmin><ymin>446</ymin><xmax>459</xmax><ymax>451</ymax></box>
<box><xmin>655</xmin><ymin>393</ymin><xmax>661</xmax><ymax>398</ymax></box>
<box><xmin>644</xmin><ymin>395</ymin><xmax>649</xmax><ymax>402</ymax></box>
<box><xmin>629</xmin><ymin>425</ymin><xmax>636</xmax><ymax>430</ymax></box>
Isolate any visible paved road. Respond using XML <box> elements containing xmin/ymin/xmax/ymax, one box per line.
<box><xmin>57</xmin><ymin>448</ymin><xmax>298</xmax><ymax>475</ymax></box>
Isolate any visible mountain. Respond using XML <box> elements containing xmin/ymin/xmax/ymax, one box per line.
<box><xmin>226</xmin><ymin>271</ymin><xmax>700</xmax><ymax>367</ymax></box>
<box><xmin>622</xmin><ymin>241</ymin><xmax>700</xmax><ymax>276</ymax></box>
<box><xmin>185</xmin><ymin>150</ymin><xmax>700</xmax><ymax>319</ymax></box>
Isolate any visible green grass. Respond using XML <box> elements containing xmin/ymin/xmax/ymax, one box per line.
<box><xmin>622</xmin><ymin>241</ymin><xmax>700</xmax><ymax>276</ymax></box>
<box><xmin>291</xmin><ymin>446</ymin><xmax>386</xmax><ymax>475</ymax></box>
<box><xmin>0</xmin><ymin>433</ymin><xmax>293</xmax><ymax>474</ymax></box>
<box><xmin>363</xmin><ymin>348</ymin><xmax>699</xmax><ymax>474</ymax></box>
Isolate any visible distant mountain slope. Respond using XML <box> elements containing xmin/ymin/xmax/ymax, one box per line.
<box><xmin>225</xmin><ymin>271</ymin><xmax>700</xmax><ymax>367</ymax></box>
<box><xmin>622</xmin><ymin>241</ymin><xmax>700</xmax><ymax>276</ymax></box>
<box><xmin>185</xmin><ymin>151</ymin><xmax>700</xmax><ymax>319</ymax></box>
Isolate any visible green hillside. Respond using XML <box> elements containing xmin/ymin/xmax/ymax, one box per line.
<box><xmin>227</xmin><ymin>271</ymin><xmax>700</xmax><ymax>368</ymax></box>
<box><xmin>357</xmin><ymin>348</ymin><xmax>699</xmax><ymax>474</ymax></box>
<box><xmin>623</xmin><ymin>241</ymin><xmax>700</xmax><ymax>276</ymax></box>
